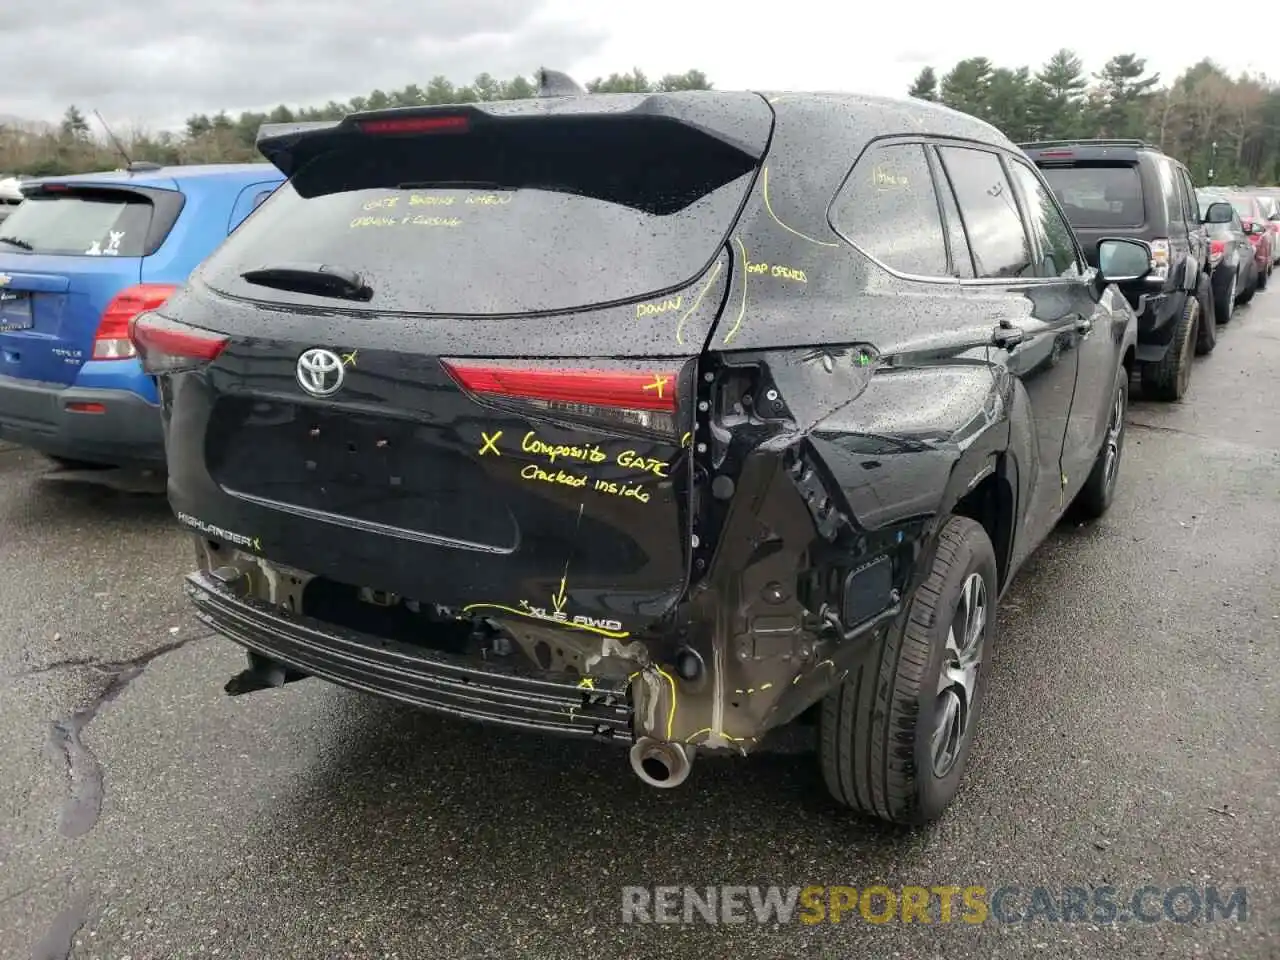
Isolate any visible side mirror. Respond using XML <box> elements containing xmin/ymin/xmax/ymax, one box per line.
<box><xmin>1249</xmin><ymin>222</ymin><xmax>1267</xmax><ymax>236</ymax></box>
<box><xmin>1204</xmin><ymin>201</ymin><xmax>1234</xmax><ymax>225</ymax></box>
<box><xmin>1096</xmin><ymin>237</ymin><xmax>1152</xmax><ymax>283</ymax></box>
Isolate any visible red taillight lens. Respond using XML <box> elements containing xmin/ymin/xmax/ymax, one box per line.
<box><xmin>442</xmin><ymin>360</ymin><xmax>681</xmax><ymax>437</ymax></box>
<box><xmin>1241</xmin><ymin>218</ymin><xmax>1253</xmax><ymax>231</ymax></box>
<box><xmin>1039</xmin><ymin>150</ymin><xmax>1074</xmax><ymax>158</ymax></box>
<box><xmin>356</xmin><ymin>115</ymin><xmax>469</xmax><ymax>135</ymax></box>
<box><xmin>1210</xmin><ymin>239</ymin><xmax>1225</xmax><ymax>260</ymax></box>
<box><xmin>129</xmin><ymin>312</ymin><xmax>228</xmax><ymax>374</ymax></box>
<box><xmin>94</xmin><ymin>283</ymin><xmax>178</xmax><ymax>360</ymax></box>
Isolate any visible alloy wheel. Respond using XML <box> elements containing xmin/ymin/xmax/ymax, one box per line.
<box><xmin>931</xmin><ymin>572</ymin><xmax>987</xmax><ymax>778</ymax></box>
<box><xmin>1102</xmin><ymin>380</ymin><xmax>1125</xmax><ymax>492</ymax></box>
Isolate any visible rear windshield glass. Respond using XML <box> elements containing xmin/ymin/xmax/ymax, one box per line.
<box><xmin>201</xmin><ymin>120</ymin><xmax>758</xmax><ymax>315</ymax></box>
<box><xmin>0</xmin><ymin>190</ymin><xmax>154</xmax><ymax>256</ymax></box>
<box><xmin>1038</xmin><ymin>165</ymin><xmax>1144</xmax><ymax>228</ymax></box>
<box><xmin>1226</xmin><ymin>196</ymin><xmax>1257</xmax><ymax>218</ymax></box>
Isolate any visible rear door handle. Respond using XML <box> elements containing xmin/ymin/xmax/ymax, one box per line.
<box><xmin>991</xmin><ymin>320</ymin><xmax>1024</xmax><ymax>350</ymax></box>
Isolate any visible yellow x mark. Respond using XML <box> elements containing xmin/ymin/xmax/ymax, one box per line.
<box><xmin>479</xmin><ymin>430</ymin><xmax>502</xmax><ymax>456</ymax></box>
<box><xmin>642</xmin><ymin>374</ymin><xmax>671</xmax><ymax>399</ymax></box>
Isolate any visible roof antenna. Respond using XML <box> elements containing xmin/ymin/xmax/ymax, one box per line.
<box><xmin>536</xmin><ymin>68</ymin><xmax>586</xmax><ymax>97</ymax></box>
<box><xmin>92</xmin><ymin>109</ymin><xmax>133</xmax><ymax>170</ymax></box>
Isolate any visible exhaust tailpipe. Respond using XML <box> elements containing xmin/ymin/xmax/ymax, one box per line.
<box><xmin>629</xmin><ymin>737</ymin><xmax>695</xmax><ymax>789</ymax></box>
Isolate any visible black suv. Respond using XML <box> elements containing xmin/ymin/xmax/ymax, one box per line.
<box><xmin>135</xmin><ymin>89</ymin><xmax>1147</xmax><ymax>825</ymax></box>
<box><xmin>1021</xmin><ymin>140</ymin><xmax>1214</xmax><ymax>401</ymax></box>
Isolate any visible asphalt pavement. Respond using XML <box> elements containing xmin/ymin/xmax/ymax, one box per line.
<box><xmin>1</xmin><ymin>293</ymin><xmax>1278</xmax><ymax>960</ymax></box>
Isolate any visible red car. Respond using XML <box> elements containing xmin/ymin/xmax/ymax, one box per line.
<box><xmin>1254</xmin><ymin>194</ymin><xmax>1280</xmax><ymax>265</ymax></box>
<box><xmin>1220</xmin><ymin>193</ymin><xmax>1274</xmax><ymax>285</ymax></box>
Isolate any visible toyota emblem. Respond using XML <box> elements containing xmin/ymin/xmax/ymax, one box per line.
<box><xmin>296</xmin><ymin>348</ymin><xmax>345</xmax><ymax>398</ymax></box>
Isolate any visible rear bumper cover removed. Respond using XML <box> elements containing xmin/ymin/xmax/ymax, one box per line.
<box><xmin>184</xmin><ymin>569</ymin><xmax>634</xmax><ymax>739</ymax></box>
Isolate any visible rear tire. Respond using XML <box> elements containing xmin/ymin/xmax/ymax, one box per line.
<box><xmin>1194</xmin><ymin>273</ymin><xmax>1216</xmax><ymax>356</ymax></box>
<box><xmin>1140</xmin><ymin>293</ymin><xmax>1198</xmax><ymax>402</ymax></box>
<box><xmin>819</xmin><ymin>516</ymin><xmax>996</xmax><ymax>825</ymax></box>
<box><xmin>1239</xmin><ymin>268</ymin><xmax>1256</xmax><ymax>305</ymax></box>
<box><xmin>1213</xmin><ymin>269</ymin><xmax>1237</xmax><ymax>324</ymax></box>
<box><xmin>1071</xmin><ymin>370</ymin><xmax>1127</xmax><ymax>520</ymax></box>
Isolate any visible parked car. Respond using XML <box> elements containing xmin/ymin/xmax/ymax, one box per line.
<box><xmin>0</xmin><ymin>162</ymin><xmax>283</xmax><ymax>470</ymax></box>
<box><xmin>1021</xmin><ymin>139</ymin><xmax>1214</xmax><ymax>400</ymax></box>
<box><xmin>1196</xmin><ymin>191</ymin><xmax>1259</xmax><ymax>321</ymax></box>
<box><xmin>137</xmin><ymin>90</ymin><xmax>1145</xmax><ymax>825</ymax></box>
<box><xmin>1211</xmin><ymin>191</ymin><xmax>1274</xmax><ymax>286</ymax></box>
<box><xmin>1252</xmin><ymin>193</ymin><xmax>1280</xmax><ymax>264</ymax></box>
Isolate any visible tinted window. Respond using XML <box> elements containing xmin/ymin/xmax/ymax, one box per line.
<box><xmin>201</xmin><ymin>121</ymin><xmax>758</xmax><ymax>316</ymax></box>
<box><xmin>830</xmin><ymin>143</ymin><xmax>948</xmax><ymax>277</ymax></box>
<box><xmin>0</xmin><ymin>190</ymin><xmax>153</xmax><ymax>256</ymax></box>
<box><xmin>937</xmin><ymin>147</ymin><xmax>1033</xmax><ymax>279</ymax></box>
<box><xmin>1038</xmin><ymin>165</ymin><xmax>1145</xmax><ymax>228</ymax></box>
<box><xmin>1179</xmin><ymin>170</ymin><xmax>1198</xmax><ymax>222</ymax></box>
<box><xmin>1008</xmin><ymin>160</ymin><xmax>1080</xmax><ymax>279</ymax></box>
<box><xmin>932</xmin><ymin>153</ymin><xmax>975</xmax><ymax>279</ymax></box>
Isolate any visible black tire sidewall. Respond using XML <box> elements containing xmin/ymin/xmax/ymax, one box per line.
<box><xmin>909</xmin><ymin>519</ymin><xmax>999</xmax><ymax>822</ymax></box>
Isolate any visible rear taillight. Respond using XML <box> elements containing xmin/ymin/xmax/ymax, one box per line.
<box><xmin>129</xmin><ymin>312</ymin><xmax>228</xmax><ymax>374</ymax></box>
<box><xmin>442</xmin><ymin>360</ymin><xmax>682</xmax><ymax>438</ymax></box>
<box><xmin>1038</xmin><ymin>150</ymin><xmax>1074</xmax><ymax>158</ymax></box>
<box><xmin>93</xmin><ymin>283</ymin><xmax>178</xmax><ymax>360</ymax></box>
<box><xmin>1209</xmin><ymin>239</ymin><xmax>1225</xmax><ymax>264</ymax></box>
<box><xmin>1148</xmin><ymin>239</ymin><xmax>1170</xmax><ymax>281</ymax></box>
<box><xmin>356</xmin><ymin>115</ymin><xmax>469</xmax><ymax>135</ymax></box>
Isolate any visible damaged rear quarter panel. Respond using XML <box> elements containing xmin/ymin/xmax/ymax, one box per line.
<box><xmin>653</xmin><ymin>95</ymin><xmax>1023</xmax><ymax>751</ymax></box>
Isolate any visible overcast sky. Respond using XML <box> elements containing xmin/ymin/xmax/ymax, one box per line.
<box><xmin>1</xmin><ymin>0</ymin><xmax>1271</xmax><ymax>131</ymax></box>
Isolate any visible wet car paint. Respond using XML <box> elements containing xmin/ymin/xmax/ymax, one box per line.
<box><xmin>150</xmin><ymin>91</ymin><xmax>1138</xmax><ymax>756</ymax></box>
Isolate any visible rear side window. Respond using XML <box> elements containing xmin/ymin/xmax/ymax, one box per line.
<box><xmin>1177</xmin><ymin>168</ymin><xmax>1198</xmax><ymax>223</ymax></box>
<box><xmin>1038</xmin><ymin>165</ymin><xmax>1145</xmax><ymax>228</ymax></box>
<box><xmin>937</xmin><ymin>146</ymin><xmax>1033</xmax><ymax>280</ymax></box>
<box><xmin>201</xmin><ymin>120</ymin><xmax>759</xmax><ymax>316</ymax></box>
<box><xmin>0</xmin><ymin>190</ymin><xmax>153</xmax><ymax>256</ymax></box>
<box><xmin>1007</xmin><ymin>160</ymin><xmax>1081</xmax><ymax>279</ymax></box>
<box><xmin>830</xmin><ymin>143</ymin><xmax>948</xmax><ymax>277</ymax></box>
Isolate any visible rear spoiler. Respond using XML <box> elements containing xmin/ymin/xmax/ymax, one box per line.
<box><xmin>255</xmin><ymin>92</ymin><xmax>775</xmax><ymax>180</ymax></box>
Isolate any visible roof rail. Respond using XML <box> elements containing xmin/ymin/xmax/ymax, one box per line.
<box><xmin>126</xmin><ymin>160</ymin><xmax>164</xmax><ymax>172</ymax></box>
<box><xmin>1021</xmin><ymin>138</ymin><xmax>1160</xmax><ymax>152</ymax></box>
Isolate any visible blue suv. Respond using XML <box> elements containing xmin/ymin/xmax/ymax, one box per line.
<box><xmin>0</xmin><ymin>162</ymin><xmax>284</xmax><ymax>469</ymax></box>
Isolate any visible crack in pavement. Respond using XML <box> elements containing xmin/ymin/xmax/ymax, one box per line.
<box><xmin>7</xmin><ymin>630</ymin><xmax>216</xmax><ymax>682</ymax></box>
<box><xmin>29</xmin><ymin>888</ymin><xmax>89</xmax><ymax>960</ymax></box>
<box><xmin>46</xmin><ymin>635</ymin><xmax>205</xmax><ymax>840</ymax></box>
<box><xmin>1129</xmin><ymin>419</ymin><xmax>1280</xmax><ymax>455</ymax></box>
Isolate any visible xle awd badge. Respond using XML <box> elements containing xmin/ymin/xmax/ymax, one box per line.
<box><xmin>296</xmin><ymin>347</ymin><xmax>345</xmax><ymax>398</ymax></box>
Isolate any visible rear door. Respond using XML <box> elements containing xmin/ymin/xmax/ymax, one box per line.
<box><xmin>0</xmin><ymin>182</ymin><xmax>181</xmax><ymax>385</ymax></box>
<box><xmin>168</xmin><ymin>96</ymin><xmax>771</xmax><ymax>632</ymax></box>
